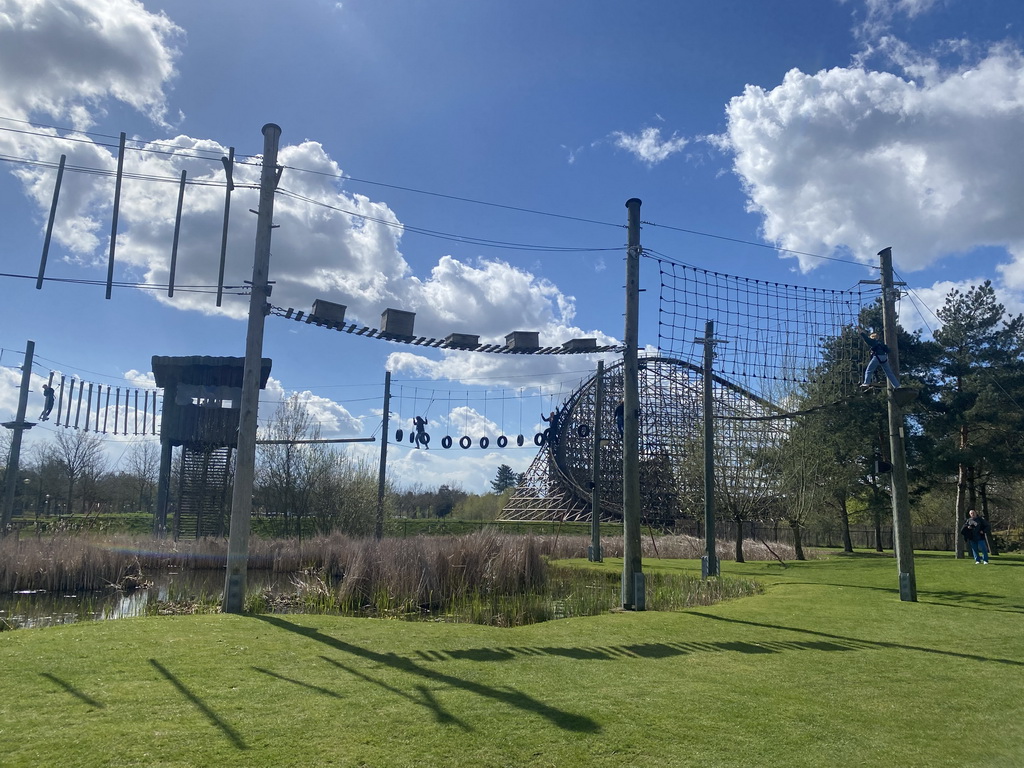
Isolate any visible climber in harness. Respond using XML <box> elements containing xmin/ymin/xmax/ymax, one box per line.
<box><xmin>859</xmin><ymin>329</ymin><xmax>900</xmax><ymax>389</ymax></box>
<box><xmin>542</xmin><ymin>408</ymin><xmax>561</xmax><ymax>445</ymax></box>
<box><xmin>413</xmin><ymin>415</ymin><xmax>429</xmax><ymax>449</ymax></box>
<box><xmin>39</xmin><ymin>383</ymin><xmax>55</xmax><ymax>421</ymax></box>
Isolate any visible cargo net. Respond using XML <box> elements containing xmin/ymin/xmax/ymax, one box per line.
<box><xmin>500</xmin><ymin>258</ymin><xmax>881</xmax><ymax>525</ymax></box>
<box><xmin>656</xmin><ymin>258</ymin><xmax>876</xmax><ymax>409</ymax></box>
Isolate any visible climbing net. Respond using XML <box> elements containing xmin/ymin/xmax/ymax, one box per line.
<box><xmin>501</xmin><ymin>258</ymin><xmax>885</xmax><ymax>525</ymax></box>
<box><xmin>656</xmin><ymin>257</ymin><xmax>877</xmax><ymax>406</ymax></box>
<box><xmin>651</xmin><ymin>256</ymin><xmax>883</xmax><ymax>523</ymax></box>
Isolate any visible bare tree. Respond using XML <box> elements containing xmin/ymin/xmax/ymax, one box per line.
<box><xmin>257</xmin><ymin>394</ymin><xmax>323</xmax><ymax>537</ymax></box>
<box><xmin>124</xmin><ymin>441</ymin><xmax>160</xmax><ymax>513</ymax></box>
<box><xmin>48</xmin><ymin>430</ymin><xmax>106</xmax><ymax>514</ymax></box>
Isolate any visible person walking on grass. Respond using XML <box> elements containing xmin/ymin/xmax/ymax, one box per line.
<box><xmin>961</xmin><ymin>509</ymin><xmax>990</xmax><ymax>564</ymax></box>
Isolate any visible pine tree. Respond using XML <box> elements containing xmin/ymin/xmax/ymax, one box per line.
<box><xmin>490</xmin><ymin>464</ymin><xmax>519</xmax><ymax>493</ymax></box>
<box><xmin>928</xmin><ymin>281</ymin><xmax>1024</xmax><ymax>555</ymax></box>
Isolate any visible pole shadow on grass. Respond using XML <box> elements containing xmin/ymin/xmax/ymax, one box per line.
<box><xmin>320</xmin><ymin>656</ymin><xmax>471</xmax><ymax>731</ymax></box>
<box><xmin>251</xmin><ymin>614</ymin><xmax>600</xmax><ymax>734</ymax></box>
<box><xmin>149</xmin><ymin>659</ymin><xmax>248</xmax><ymax>750</ymax></box>
<box><xmin>778</xmin><ymin>581</ymin><xmax>1023</xmax><ymax>613</ymax></box>
<box><xmin>252</xmin><ymin>667</ymin><xmax>346</xmax><ymax>700</ymax></box>
<box><xmin>412</xmin><ymin>638</ymin><xmax>862</xmax><ymax>664</ymax></box>
<box><xmin>39</xmin><ymin>672</ymin><xmax>105</xmax><ymax>709</ymax></box>
<box><xmin>686</xmin><ymin>612</ymin><xmax>1024</xmax><ymax>666</ymax></box>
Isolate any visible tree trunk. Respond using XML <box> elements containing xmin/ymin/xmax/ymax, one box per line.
<box><xmin>954</xmin><ymin>461</ymin><xmax>968</xmax><ymax>559</ymax></box>
<box><xmin>836</xmin><ymin>489</ymin><xmax>853</xmax><ymax>553</ymax></box>
<box><xmin>978</xmin><ymin>483</ymin><xmax>999</xmax><ymax>556</ymax></box>
<box><xmin>873</xmin><ymin>504</ymin><xmax>884</xmax><ymax>552</ymax></box>
<box><xmin>967</xmin><ymin>464</ymin><xmax>977</xmax><ymax>511</ymax></box>
<box><xmin>790</xmin><ymin>519</ymin><xmax>805</xmax><ymax>561</ymax></box>
<box><xmin>734</xmin><ymin>517</ymin><xmax>745</xmax><ymax>563</ymax></box>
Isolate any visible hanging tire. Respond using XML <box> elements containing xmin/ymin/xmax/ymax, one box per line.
<box><xmin>479</xmin><ymin>436</ymin><xmax>489</xmax><ymax>449</ymax></box>
<box><xmin>420</xmin><ymin>432</ymin><xmax>430</xmax><ymax>446</ymax></box>
<box><xmin>535</xmin><ymin>431</ymin><xmax>546</xmax><ymax>446</ymax></box>
<box><xmin>459</xmin><ymin>436</ymin><xmax>472</xmax><ymax>449</ymax></box>
<box><xmin>517</xmin><ymin>434</ymin><xmax>524</xmax><ymax>447</ymax></box>
<box><xmin>395</xmin><ymin>428</ymin><xmax>404</xmax><ymax>442</ymax></box>
<box><xmin>497</xmin><ymin>435</ymin><xmax>508</xmax><ymax>448</ymax></box>
<box><xmin>442</xmin><ymin>436</ymin><xmax>453</xmax><ymax>449</ymax></box>
<box><xmin>409</xmin><ymin>432</ymin><xmax>415</xmax><ymax>444</ymax></box>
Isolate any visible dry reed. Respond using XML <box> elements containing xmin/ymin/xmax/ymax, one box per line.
<box><xmin>0</xmin><ymin>529</ymin><xmax>798</xmax><ymax>595</ymax></box>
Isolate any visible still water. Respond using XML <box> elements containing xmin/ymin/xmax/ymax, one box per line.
<box><xmin>0</xmin><ymin>570</ymin><xmax>291</xmax><ymax>630</ymax></box>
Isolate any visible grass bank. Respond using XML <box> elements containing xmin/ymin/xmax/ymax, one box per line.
<box><xmin>1</xmin><ymin>552</ymin><xmax>1021</xmax><ymax>767</ymax></box>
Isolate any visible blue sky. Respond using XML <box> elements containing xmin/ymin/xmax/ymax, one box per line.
<box><xmin>2</xmin><ymin>0</ymin><xmax>1023</xmax><ymax>492</ymax></box>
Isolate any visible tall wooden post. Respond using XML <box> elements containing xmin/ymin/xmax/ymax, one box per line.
<box><xmin>37</xmin><ymin>154</ymin><xmax>65</xmax><ymax>289</ymax></box>
<box><xmin>1</xmin><ymin>341</ymin><xmax>35</xmax><ymax>533</ymax></box>
<box><xmin>589</xmin><ymin>360</ymin><xmax>604</xmax><ymax>562</ymax></box>
<box><xmin>700</xmin><ymin>320</ymin><xmax>720</xmax><ymax>577</ymax></box>
<box><xmin>106</xmin><ymin>132</ymin><xmax>126</xmax><ymax>300</ymax></box>
<box><xmin>376</xmin><ymin>370</ymin><xmax>391</xmax><ymax>540</ymax></box>
<box><xmin>223</xmin><ymin>124</ymin><xmax>282</xmax><ymax>613</ymax></box>
<box><xmin>216</xmin><ymin>147</ymin><xmax>235</xmax><ymax>307</ymax></box>
<box><xmin>878</xmin><ymin>246</ymin><xmax>917</xmax><ymax>601</ymax></box>
<box><xmin>621</xmin><ymin>198</ymin><xmax>644</xmax><ymax>609</ymax></box>
<box><xmin>154</xmin><ymin>439</ymin><xmax>173</xmax><ymax>537</ymax></box>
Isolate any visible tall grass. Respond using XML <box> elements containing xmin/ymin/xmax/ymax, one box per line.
<box><xmin>0</xmin><ymin>529</ymin><xmax>796</xmax><ymax>594</ymax></box>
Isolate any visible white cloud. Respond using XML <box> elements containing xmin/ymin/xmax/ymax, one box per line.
<box><xmin>123</xmin><ymin>369</ymin><xmax>156</xmax><ymax>389</ymax></box>
<box><xmin>259</xmin><ymin>378</ymin><xmax>363</xmax><ymax>437</ymax></box>
<box><xmin>384</xmin><ymin>445</ymin><xmax>532</xmax><ymax>494</ymax></box>
<box><xmin>0</xmin><ymin>365</ymin><xmax>26</xmax><ymax>420</ymax></box>
<box><xmin>7</xmin><ymin>125</ymin><xmax>610</xmax><ymax>366</ymax></box>
<box><xmin>611</xmin><ymin>127</ymin><xmax>688</xmax><ymax>166</ymax></box>
<box><xmin>714</xmin><ymin>46</ymin><xmax>1024</xmax><ymax>274</ymax></box>
<box><xmin>898</xmin><ymin>279</ymin><xmax>967</xmax><ymax>336</ymax></box>
<box><xmin>853</xmin><ymin>0</ymin><xmax>941</xmax><ymax>43</ymax></box>
<box><xmin>0</xmin><ymin>0</ymin><xmax>182</xmax><ymax>128</ymax></box>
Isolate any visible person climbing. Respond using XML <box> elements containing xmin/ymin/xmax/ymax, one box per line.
<box><xmin>39</xmin><ymin>383</ymin><xmax>55</xmax><ymax>421</ymax></box>
<box><xmin>614</xmin><ymin>400</ymin><xmax>624</xmax><ymax>437</ymax></box>
<box><xmin>542</xmin><ymin>408</ymin><xmax>561</xmax><ymax>445</ymax></box>
<box><xmin>859</xmin><ymin>329</ymin><xmax>900</xmax><ymax>389</ymax></box>
<box><xmin>413</xmin><ymin>415</ymin><xmax>429</xmax><ymax>449</ymax></box>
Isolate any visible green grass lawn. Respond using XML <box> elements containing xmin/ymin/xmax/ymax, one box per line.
<box><xmin>1</xmin><ymin>550</ymin><xmax>1021</xmax><ymax>768</ymax></box>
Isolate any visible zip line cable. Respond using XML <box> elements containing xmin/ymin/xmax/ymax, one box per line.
<box><xmin>0</xmin><ymin>271</ymin><xmax>247</xmax><ymax>294</ymax></box>
<box><xmin>0</xmin><ymin>117</ymin><xmax>876</xmax><ymax>270</ymax></box>
<box><xmin>0</xmin><ymin>119</ymin><xmax>261</xmax><ymax>163</ymax></box>
<box><xmin>274</xmin><ymin>187</ymin><xmax>619</xmax><ymax>253</ymax></box>
<box><xmin>0</xmin><ymin>153</ymin><xmax>246</xmax><ymax>189</ymax></box>
<box><xmin>279</xmin><ymin>162</ymin><xmax>626</xmax><ymax>230</ymax></box>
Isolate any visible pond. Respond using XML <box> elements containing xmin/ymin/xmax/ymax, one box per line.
<box><xmin>0</xmin><ymin>569</ymin><xmax>290</xmax><ymax>630</ymax></box>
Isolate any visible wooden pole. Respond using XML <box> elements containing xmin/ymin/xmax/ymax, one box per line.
<box><xmin>700</xmin><ymin>320</ymin><xmax>721</xmax><ymax>577</ymax></box>
<box><xmin>216</xmin><ymin>148</ymin><xmax>235</xmax><ymax>307</ymax></box>
<box><xmin>878</xmin><ymin>246</ymin><xmax>917</xmax><ymax>601</ymax></box>
<box><xmin>376</xmin><ymin>370</ymin><xmax>391</xmax><ymax>540</ymax></box>
<box><xmin>169</xmin><ymin>169</ymin><xmax>186</xmax><ymax>297</ymax></box>
<box><xmin>106</xmin><ymin>132</ymin><xmax>126</xmax><ymax>300</ymax></box>
<box><xmin>1</xmin><ymin>341</ymin><xmax>35</xmax><ymax>533</ymax></box>
<box><xmin>589</xmin><ymin>360</ymin><xmax>604</xmax><ymax>562</ymax></box>
<box><xmin>223</xmin><ymin>124</ymin><xmax>282</xmax><ymax>614</ymax></box>
<box><xmin>621</xmin><ymin>198</ymin><xmax>644</xmax><ymax>610</ymax></box>
<box><xmin>37</xmin><ymin>155</ymin><xmax>65</xmax><ymax>289</ymax></box>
